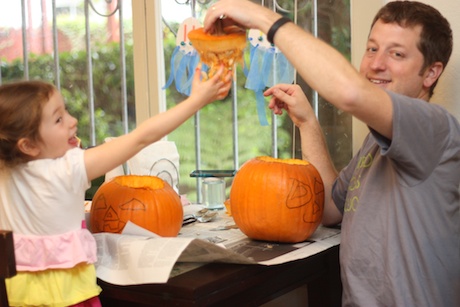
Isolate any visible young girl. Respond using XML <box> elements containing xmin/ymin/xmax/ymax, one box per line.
<box><xmin>0</xmin><ymin>65</ymin><xmax>231</xmax><ymax>306</ymax></box>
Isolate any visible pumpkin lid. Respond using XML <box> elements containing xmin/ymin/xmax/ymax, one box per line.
<box><xmin>188</xmin><ymin>26</ymin><xmax>247</xmax><ymax>53</ymax></box>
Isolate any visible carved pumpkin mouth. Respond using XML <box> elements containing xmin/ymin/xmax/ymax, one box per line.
<box><xmin>188</xmin><ymin>26</ymin><xmax>247</xmax><ymax>80</ymax></box>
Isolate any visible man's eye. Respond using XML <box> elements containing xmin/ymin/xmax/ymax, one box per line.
<box><xmin>391</xmin><ymin>51</ymin><xmax>404</xmax><ymax>58</ymax></box>
<box><xmin>366</xmin><ymin>47</ymin><xmax>377</xmax><ymax>53</ymax></box>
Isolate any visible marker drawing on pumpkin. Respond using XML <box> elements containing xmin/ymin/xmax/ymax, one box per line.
<box><xmin>90</xmin><ymin>176</ymin><xmax>183</xmax><ymax>236</ymax></box>
<box><xmin>230</xmin><ymin>156</ymin><xmax>324</xmax><ymax>243</ymax></box>
<box><xmin>285</xmin><ymin>178</ymin><xmax>313</xmax><ymax>209</ymax></box>
<box><xmin>102</xmin><ymin>206</ymin><xmax>126</xmax><ymax>233</ymax></box>
<box><xmin>91</xmin><ymin>195</ymin><xmax>127</xmax><ymax>233</ymax></box>
<box><xmin>284</xmin><ymin>177</ymin><xmax>323</xmax><ymax>224</ymax></box>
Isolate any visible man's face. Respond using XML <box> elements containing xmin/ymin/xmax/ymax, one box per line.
<box><xmin>360</xmin><ymin>19</ymin><xmax>432</xmax><ymax>100</ymax></box>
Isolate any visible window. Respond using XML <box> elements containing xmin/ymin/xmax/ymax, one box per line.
<box><xmin>0</xmin><ymin>0</ymin><xmax>351</xmax><ymax>203</ymax></box>
<box><xmin>158</xmin><ymin>0</ymin><xmax>352</xmax><ymax>201</ymax></box>
<box><xmin>0</xmin><ymin>0</ymin><xmax>134</xmax><ymax>197</ymax></box>
<box><xmin>0</xmin><ymin>0</ymin><xmax>135</xmax><ymax>147</ymax></box>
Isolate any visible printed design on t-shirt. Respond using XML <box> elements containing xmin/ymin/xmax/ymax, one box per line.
<box><xmin>91</xmin><ymin>194</ymin><xmax>146</xmax><ymax>233</ymax></box>
<box><xmin>286</xmin><ymin>177</ymin><xmax>324</xmax><ymax>223</ymax></box>
<box><xmin>344</xmin><ymin>153</ymin><xmax>373</xmax><ymax>213</ymax></box>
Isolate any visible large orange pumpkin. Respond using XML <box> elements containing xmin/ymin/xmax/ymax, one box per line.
<box><xmin>188</xmin><ymin>25</ymin><xmax>246</xmax><ymax>80</ymax></box>
<box><xmin>230</xmin><ymin>156</ymin><xmax>324</xmax><ymax>243</ymax></box>
<box><xmin>90</xmin><ymin>175</ymin><xmax>183</xmax><ymax>237</ymax></box>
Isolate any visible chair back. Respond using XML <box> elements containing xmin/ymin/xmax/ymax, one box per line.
<box><xmin>0</xmin><ymin>230</ymin><xmax>16</xmax><ymax>307</ymax></box>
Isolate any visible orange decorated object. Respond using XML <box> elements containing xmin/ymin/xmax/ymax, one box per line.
<box><xmin>188</xmin><ymin>25</ymin><xmax>247</xmax><ymax>79</ymax></box>
<box><xmin>229</xmin><ymin>156</ymin><xmax>324</xmax><ymax>243</ymax></box>
<box><xmin>89</xmin><ymin>175</ymin><xmax>183</xmax><ymax>237</ymax></box>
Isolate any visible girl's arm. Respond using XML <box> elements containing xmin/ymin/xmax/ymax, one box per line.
<box><xmin>83</xmin><ymin>65</ymin><xmax>231</xmax><ymax>181</ymax></box>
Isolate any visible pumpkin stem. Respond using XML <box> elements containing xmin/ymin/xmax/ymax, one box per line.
<box><xmin>215</xmin><ymin>19</ymin><xmax>224</xmax><ymax>36</ymax></box>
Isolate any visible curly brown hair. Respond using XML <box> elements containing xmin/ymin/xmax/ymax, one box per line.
<box><xmin>0</xmin><ymin>80</ymin><xmax>56</xmax><ymax>167</ymax></box>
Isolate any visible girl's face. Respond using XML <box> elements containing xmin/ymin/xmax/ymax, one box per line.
<box><xmin>36</xmin><ymin>90</ymin><xmax>79</xmax><ymax>159</ymax></box>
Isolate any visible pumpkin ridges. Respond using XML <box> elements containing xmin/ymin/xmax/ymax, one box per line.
<box><xmin>90</xmin><ymin>175</ymin><xmax>183</xmax><ymax>237</ymax></box>
<box><xmin>230</xmin><ymin>156</ymin><xmax>324</xmax><ymax>243</ymax></box>
<box><xmin>187</xmin><ymin>27</ymin><xmax>246</xmax><ymax>53</ymax></box>
<box><xmin>150</xmin><ymin>189</ymin><xmax>183</xmax><ymax>236</ymax></box>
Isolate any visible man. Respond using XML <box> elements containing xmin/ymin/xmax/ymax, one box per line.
<box><xmin>205</xmin><ymin>1</ymin><xmax>460</xmax><ymax>306</ymax></box>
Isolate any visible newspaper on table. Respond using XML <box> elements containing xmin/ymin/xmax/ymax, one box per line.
<box><xmin>92</xmin><ymin>204</ymin><xmax>341</xmax><ymax>286</ymax></box>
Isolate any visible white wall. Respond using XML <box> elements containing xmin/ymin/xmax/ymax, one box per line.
<box><xmin>351</xmin><ymin>0</ymin><xmax>460</xmax><ymax>154</ymax></box>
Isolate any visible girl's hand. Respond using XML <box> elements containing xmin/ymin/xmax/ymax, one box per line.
<box><xmin>190</xmin><ymin>64</ymin><xmax>232</xmax><ymax>103</ymax></box>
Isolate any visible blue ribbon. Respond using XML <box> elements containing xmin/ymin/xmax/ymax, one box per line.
<box><xmin>163</xmin><ymin>47</ymin><xmax>208</xmax><ymax>96</ymax></box>
<box><xmin>245</xmin><ymin>44</ymin><xmax>294</xmax><ymax>126</ymax></box>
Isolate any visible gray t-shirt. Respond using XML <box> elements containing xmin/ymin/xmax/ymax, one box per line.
<box><xmin>332</xmin><ymin>92</ymin><xmax>460</xmax><ymax>307</ymax></box>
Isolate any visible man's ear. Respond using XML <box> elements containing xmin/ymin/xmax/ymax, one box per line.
<box><xmin>423</xmin><ymin>61</ymin><xmax>444</xmax><ymax>88</ymax></box>
<box><xmin>17</xmin><ymin>138</ymin><xmax>40</xmax><ymax>157</ymax></box>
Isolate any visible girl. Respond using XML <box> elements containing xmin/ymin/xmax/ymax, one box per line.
<box><xmin>0</xmin><ymin>66</ymin><xmax>231</xmax><ymax>306</ymax></box>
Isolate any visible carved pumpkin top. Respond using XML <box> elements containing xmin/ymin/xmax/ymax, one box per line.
<box><xmin>256</xmin><ymin>156</ymin><xmax>311</xmax><ymax>166</ymax></box>
<box><xmin>111</xmin><ymin>175</ymin><xmax>165</xmax><ymax>190</ymax></box>
<box><xmin>188</xmin><ymin>26</ymin><xmax>247</xmax><ymax>53</ymax></box>
<box><xmin>188</xmin><ymin>25</ymin><xmax>247</xmax><ymax>79</ymax></box>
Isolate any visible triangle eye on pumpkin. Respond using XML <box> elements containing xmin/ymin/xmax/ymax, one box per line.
<box><xmin>92</xmin><ymin>194</ymin><xmax>108</xmax><ymax>210</ymax></box>
<box><xmin>119</xmin><ymin>198</ymin><xmax>147</xmax><ymax>211</ymax></box>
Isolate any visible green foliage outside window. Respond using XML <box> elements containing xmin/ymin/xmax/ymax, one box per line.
<box><xmin>0</xmin><ymin>0</ymin><xmax>351</xmax><ymax>201</ymax></box>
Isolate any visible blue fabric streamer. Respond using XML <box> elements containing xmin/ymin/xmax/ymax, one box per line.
<box><xmin>163</xmin><ymin>47</ymin><xmax>209</xmax><ymax>96</ymax></box>
<box><xmin>163</xmin><ymin>46</ymin><xmax>180</xmax><ymax>91</ymax></box>
<box><xmin>255</xmin><ymin>90</ymin><xmax>270</xmax><ymax>126</ymax></box>
<box><xmin>245</xmin><ymin>44</ymin><xmax>295</xmax><ymax>126</ymax></box>
<box><xmin>174</xmin><ymin>50</ymin><xmax>196</xmax><ymax>96</ymax></box>
<box><xmin>245</xmin><ymin>45</ymin><xmax>268</xmax><ymax>125</ymax></box>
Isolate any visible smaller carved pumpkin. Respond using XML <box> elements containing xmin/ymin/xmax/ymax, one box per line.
<box><xmin>90</xmin><ymin>175</ymin><xmax>183</xmax><ymax>237</ymax></box>
<box><xmin>230</xmin><ymin>156</ymin><xmax>324</xmax><ymax>243</ymax></box>
<box><xmin>188</xmin><ymin>25</ymin><xmax>246</xmax><ymax>80</ymax></box>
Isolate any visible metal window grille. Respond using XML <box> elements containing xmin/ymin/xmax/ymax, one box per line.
<box><xmin>0</xmin><ymin>0</ymin><xmax>351</xmax><ymax>202</ymax></box>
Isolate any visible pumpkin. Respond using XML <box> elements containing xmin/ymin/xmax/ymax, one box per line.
<box><xmin>229</xmin><ymin>156</ymin><xmax>324</xmax><ymax>243</ymax></box>
<box><xmin>188</xmin><ymin>25</ymin><xmax>246</xmax><ymax>80</ymax></box>
<box><xmin>89</xmin><ymin>175</ymin><xmax>183</xmax><ymax>237</ymax></box>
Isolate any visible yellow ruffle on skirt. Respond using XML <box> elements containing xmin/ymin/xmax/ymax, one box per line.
<box><xmin>6</xmin><ymin>263</ymin><xmax>102</xmax><ymax>307</ymax></box>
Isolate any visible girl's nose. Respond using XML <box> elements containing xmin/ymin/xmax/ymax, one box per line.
<box><xmin>69</xmin><ymin>114</ymin><xmax>78</xmax><ymax>128</ymax></box>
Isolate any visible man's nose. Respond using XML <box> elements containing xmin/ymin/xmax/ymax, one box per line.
<box><xmin>369</xmin><ymin>52</ymin><xmax>387</xmax><ymax>71</ymax></box>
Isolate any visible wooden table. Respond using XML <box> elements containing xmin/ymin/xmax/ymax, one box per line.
<box><xmin>98</xmin><ymin>244</ymin><xmax>341</xmax><ymax>306</ymax></box>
